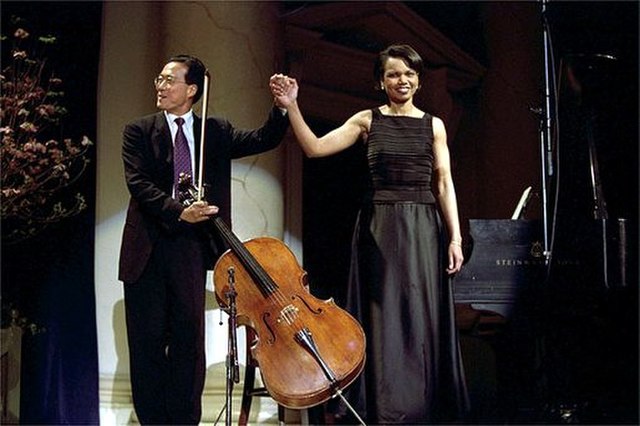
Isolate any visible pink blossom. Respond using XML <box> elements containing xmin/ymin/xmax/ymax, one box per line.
<box><xmin>12</xmin><ymin>50</ymin><xmax>27</xmax><ymax>60</ymax></box>
<box><xmin>19</xmin><ymin>122</ymin><xmax>38</xmax><ymax>133</ymax></box>
<box><xmin>37</xmin><ymin>104</ymin><xmax>56</xmax><ymax>117</ymax></box>
<box><xmin>33</xmin><ymin>142</ymin><xmax>46</xmax><ymax>153</ymax></box>
<box><xmin>2</xmin><ymin>188</ymin><xmax>22</xmax><ymax>197</ymax></box>
<box><xmin>14</xmin><ymin>28</ymin><xmax>29</xmax><ymax>39</ymax></box>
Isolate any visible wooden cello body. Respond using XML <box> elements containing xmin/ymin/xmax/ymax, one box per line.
<box><xmin>212</xmin><ymin>217</ymin><xmax>366</xmax><ymax>409</ymax></box>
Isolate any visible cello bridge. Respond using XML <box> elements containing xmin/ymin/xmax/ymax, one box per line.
<box><xmin>277</xmin><ymin>304</ymin><xmax>299</xmax><ymax>325</ymax></box>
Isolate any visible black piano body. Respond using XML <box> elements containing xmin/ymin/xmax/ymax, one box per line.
<box><xmin>452</xmin><ymin>217</ymin><xmax>629</xmax><ymax>325</ymax></box>
<box><xmin>454</xmin><ymin>218</ymin><xmax>637</xmax><ymax>422</ymax></box>
<box><xmin>453</xmin><ymin>219</ymin><xmax>545</xmax><ymax>420</ymax></box>
<box><xmin>454</xmin><ymin>219</ymin><xmax>544</xmax><ymax>323</ymax></box>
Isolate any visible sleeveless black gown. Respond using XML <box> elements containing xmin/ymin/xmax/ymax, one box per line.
<box><xmin>343</xmin><ymin>108</ymin><xmax>469</xmax><ymax>424</ymax></box>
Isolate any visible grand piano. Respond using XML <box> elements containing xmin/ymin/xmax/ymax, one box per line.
<box><xmin>450</xmin><ymin>8</ymin><xmax>637</xmax><ymax>417</ymax></box>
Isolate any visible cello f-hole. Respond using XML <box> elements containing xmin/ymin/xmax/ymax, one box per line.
<box><xmin>262</xmin><ymin>312</ymin><xmax>276</xmax><ymax>345</ymax></box>
<box><xmin>293</xmin><ymin>294</ymin><xmax>324</xmax><ymax>315</ymax></box>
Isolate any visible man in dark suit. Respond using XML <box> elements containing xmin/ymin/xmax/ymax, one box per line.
<box><xmin>118</xmin><ymin>54</ymin><xmax>289</xmax><ymax>424</ymax></box>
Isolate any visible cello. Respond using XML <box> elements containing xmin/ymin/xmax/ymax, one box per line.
<box><xmin>213</xmin><ymin>209</ymin><xmax>366</xmax><ymax>410</ymax></box>
<box><xmin>180</xmin><ymin>72</ymin><xmax>366</xmax><ymax>417</ymax></box>
<box><xmin>178</xmin><ymin>176</ymin><xmax>366</xmax><ymax>413</ymax></box>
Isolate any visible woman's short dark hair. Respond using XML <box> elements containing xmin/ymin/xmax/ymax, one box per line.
<box><xmin>373</xmin><ymin>44</ymin><xmax>424</xmax><ymax>87</ymax></box>
<box><xmin>168</xmin><ymin>54</ymin><xmax>207</xmax><ymax>103</ymax></box>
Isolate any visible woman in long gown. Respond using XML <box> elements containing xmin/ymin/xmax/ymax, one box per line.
<box><xmin>270</xmin><ymin>44</ymin><xmax>469</xmax><ymax>424</ymax></box>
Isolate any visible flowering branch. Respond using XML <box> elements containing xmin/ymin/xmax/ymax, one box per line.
<box><xmin>1</xmin><ymin>19</ymin><xmax>93</xmax><ymax>244</ymax></box>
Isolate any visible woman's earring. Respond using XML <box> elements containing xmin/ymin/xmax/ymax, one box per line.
<box><xmin>380</xmin><ymin>83</ymin><xmax>385</xmax><ymax>90</ymax></box>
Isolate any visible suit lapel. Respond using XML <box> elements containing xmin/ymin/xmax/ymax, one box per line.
<box><xmin>152</xmin><ymin>112</ymin><xmax>172</xmax><ymax>164</ymax></box>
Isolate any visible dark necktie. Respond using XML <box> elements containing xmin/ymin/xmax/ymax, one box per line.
<box><xmin>173</xmin><ymin>117</ymin><xmax>192</xmax><ymax>191</ymax></box>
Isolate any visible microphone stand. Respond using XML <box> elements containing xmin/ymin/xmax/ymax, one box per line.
<box><xmin>533</xmin><ymin>1</ymin><xmax>556</xmax><ymax>414</ymax></box>
<box><xmin>539</xmin><ymin>0</ymin><xmax>554</xmax><ymax>266</ymax></box>
<box><xmin>224</xmin><ymin>267</ymin><xmax>240</xmax><ymax>426</ymax></box>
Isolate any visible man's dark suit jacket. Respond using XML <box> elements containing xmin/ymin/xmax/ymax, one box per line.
<box><xmin>118</xmin><ymin>107</ymin><xmax>289</xmax><ymax>283</ymax></box>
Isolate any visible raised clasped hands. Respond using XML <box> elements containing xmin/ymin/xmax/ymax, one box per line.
<box><xmin>270</xmin><ymin>73</ymin><xmax>298</xmax><ymax>109</ymax></box>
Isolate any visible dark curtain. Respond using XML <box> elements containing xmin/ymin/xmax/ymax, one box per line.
<box><xmin>1</xmin><ymin>2</ymin><xmax>102</xmax><ymax>423</ymax></box>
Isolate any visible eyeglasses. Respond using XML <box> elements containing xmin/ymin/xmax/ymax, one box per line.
<box><xmin>153</xmin><ymin>75</ymin><xmax>187</xmax><ymax>88</ymax></box>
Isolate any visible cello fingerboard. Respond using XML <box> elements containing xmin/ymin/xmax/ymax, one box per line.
<box><xmin>212</xmin><ymin>216</ymin><xmax>280</xmax><ymax>298</ymax></box>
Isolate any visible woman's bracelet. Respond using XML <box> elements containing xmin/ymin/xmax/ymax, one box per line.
<box><xmin>450</xmin><ymin>240</ymin><xmax>462</xmax><ymax>247</ymax></box>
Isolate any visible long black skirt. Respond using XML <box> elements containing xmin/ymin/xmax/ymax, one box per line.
<box><xmin>343</xmin><ymin>202</ymin><xmax>469</xmax><ymax>424</ymax></box>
